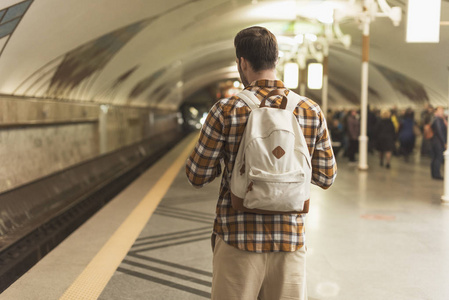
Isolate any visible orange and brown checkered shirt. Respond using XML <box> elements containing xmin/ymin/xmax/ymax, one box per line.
<box><xmin>186</xmin><ymin>80</ymin><xmax>337</xmax><ymax>253</ymax></box>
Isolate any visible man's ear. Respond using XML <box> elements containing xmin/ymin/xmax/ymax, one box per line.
<box><xmin>239</xmin><ymin>57</ymin><xmax>249</xmax><ymax>71</ymax></box>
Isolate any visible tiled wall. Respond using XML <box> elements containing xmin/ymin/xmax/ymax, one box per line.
<box><xmin>0</xmin><ymin>96</ymin><xmax>180</xmax><ymax>193</ymax></box>
<box><xmin>0</xmin><ymin>123</ymin><xmax>98</xmax><ymax>192</ymax></box>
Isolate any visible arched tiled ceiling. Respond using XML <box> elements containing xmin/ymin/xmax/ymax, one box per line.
<box><xmin>0</xmin><ymin>0</ymin><xmax>448</xmax><ymax>110</ymax></box>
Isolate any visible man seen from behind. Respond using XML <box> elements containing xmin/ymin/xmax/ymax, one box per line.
<box><xmin>186</xmin><ymin>26</ymin><xmax>337</xmax><ymax>300</ymax></box>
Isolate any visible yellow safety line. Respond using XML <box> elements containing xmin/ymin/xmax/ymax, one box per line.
<box><xmin>60</xmin><ymin>135</ymin><xmax>197</xmax><ymax>300</ymax></box>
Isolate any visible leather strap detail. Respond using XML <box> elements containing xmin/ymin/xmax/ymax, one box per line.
<box><xmin>239</xmin><ymin>163</ymin><xmax>245</xmax><ymax>176</ymax></box>
<box><xmin>272</xmin><ymin>146</ymin><xmax>285</xmax><ymax>159</ymax></box>
<box><xmin>260</xmin><ymin>89</ymin><xmax>288</xmax><ymax>109</ymax></box>
<box><xmin>230</xmin><ymin>192</ymin><xmax>310</xmax><ymax>215</ymax></box>
<box><xmin>246</xmin><ymin>182</ymin><xmax>253</xmax><ymax>193</ymax></box>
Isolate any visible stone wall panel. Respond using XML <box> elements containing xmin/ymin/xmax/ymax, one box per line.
<box><xmin>0</xmin><ymin>96</ymin><xmax>180</xmax><ymax>193</ymax></box>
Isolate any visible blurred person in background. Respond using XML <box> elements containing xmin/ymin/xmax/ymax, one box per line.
<box><xmin>329</xmin><ymin>118</ymin><xmax>345</xmax><ymax>158</ymax></box>
<box><xmin>346</xmin><ymin>109</ymin><xmax>360</xmax><ymax>163</ymax></box>
<box><xmin>367</xmin><ymin>105</ymin><xmax>378</xmax><ymax>154</ymax></box>
<box><xmin>430</xmin><ymin>106</ymin><xmax>447</xmax><ymax>180</ymax></box>
<box><xmin>398</xmin><ymin>108</ymin><xmax>416</xmax><ymax>162</ymax></box>
<box><xmin>390</xmin><ymin>107</ymin><xmax>400</xmax><ymax>156</ymax></box>
<box><xmin>421</xmin><ymin>104</ymin><xmax>434</xmax><ymax>157</ymax></box>
<box><xmin>374</xmin><ymin>109</ymin><xmax>396</xmax><ymax>168</ymax></box>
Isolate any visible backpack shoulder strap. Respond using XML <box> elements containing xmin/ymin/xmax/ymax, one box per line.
<box><xmin>237</xmin><ymin>90</ymin><xmax>260</xmax><ymax>110</ymax></box>
<box><xmin>285</xmin><ymin>90</ymin><xmax>301</xmax><ymax>112</ymax></box>
<box><xmin>239</xmin><ymin>89</ymin><xmax>301</xmax><ymax>112</ymax></box>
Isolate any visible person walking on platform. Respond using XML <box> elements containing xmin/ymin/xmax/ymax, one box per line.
<box><xmin>367</xmin><ymin>105</ymin><xmax>378</xmax><ymax>154</ymax></box>
<box><xmin>346</xmin><ymin>109</ymin><xmax>360</xmax><ymax>163</ymax></box>
<box><xmin>398</xmin><ymin>108</ymin><xmax>416</xmax><ymax>162</ymax></box>
<box><xmin>374</xmin><ymin>109</ymin><xmax>396</xmax><ymax>168</ymax></box>
<box><xmin>420</xmin><ymin>104</ymin><xmax>434</xmax><ymax>156</ymax></box>
<box><xmin>329</xmin><ymin>118</ymin><xmax>344</xmax><ymax>158</ymax></box>
<box><xmin>430</xmin><ymin>106</ymin><xmax>447</xmax><ymax>180</ymax></box>
<box><xmin>186</xmin><ymin>26</ymin><xmax>337</xmax><ymax>300</ymax></box>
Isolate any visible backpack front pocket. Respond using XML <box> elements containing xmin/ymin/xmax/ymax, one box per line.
<box><xmin>244</xmin><ymin>168</ymin><xmax>308</xmax><ymax>211</ymax></box>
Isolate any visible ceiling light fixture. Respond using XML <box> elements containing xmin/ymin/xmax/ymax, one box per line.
<box><xmin>284</xmin><ymin>62</ymin><xmax>299</xmax><ymax>89</ymax></box>
<box><xmin>406</xmin><ymin>0</ymin><xmax>441</xmax><ymax>43</ymax></box>
<box><xmin>307</xmin><ymin>63</ymin><xmax>323</xmax><ymax>90</ymax></box>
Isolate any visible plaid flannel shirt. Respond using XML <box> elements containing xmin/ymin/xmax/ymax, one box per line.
<box><xmin>186</xmin><ymin>80</ymin><xmax>337</xmax><ymax>253</ymax></box>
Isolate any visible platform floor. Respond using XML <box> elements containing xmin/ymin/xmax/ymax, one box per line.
<box><xmin>2</xmin><ymin>134</ymin><xmax>449</xmax><ymax>300</ymax></box>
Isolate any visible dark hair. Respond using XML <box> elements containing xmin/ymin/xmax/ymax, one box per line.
<box><xmin>404</xmin><ymin>108</ymin><xmax>414</xmax><ymax>120</ymax></box>
<box><xmin>234</xmin><ymin>26</ymin><xmax>278</xmax><ymax>72</ymax></box>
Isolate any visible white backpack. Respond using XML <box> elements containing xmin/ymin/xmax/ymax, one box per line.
<box><xmin>230</xmin><ymin>89</ymin><xmax>312</xmax><ymax>213</ymax></box>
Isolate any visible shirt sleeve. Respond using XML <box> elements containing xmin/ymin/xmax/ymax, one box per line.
<box><xmin>311</xmin><ymin>110</ymin><xmax>337</xmax><ymax>189</ymax></box>
<box><xmin>186</xmin><ymin>102</ymin><xmax>225</xmax><ymax>188</ymax></box>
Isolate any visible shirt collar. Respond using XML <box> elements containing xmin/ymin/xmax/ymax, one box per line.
<box><xmin>246</xmin><ymin>80</ymin><xmax>286</xmax><ymax>89</ymax></box>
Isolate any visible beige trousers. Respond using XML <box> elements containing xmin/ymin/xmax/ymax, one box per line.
<box><xmin>211</xmin><ymin>236</ymin><xmax>307</xmax><ymax>300</ymax></box>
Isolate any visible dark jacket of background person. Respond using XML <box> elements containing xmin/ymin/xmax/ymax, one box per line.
<box><xmin>432</xmin><ymin>116</ymin><xmax>447</xmax><ymax>147</ymax></box>
<box><xmin>367</xmin><ymin>107</ymin><xmax>378</xmax><ymax>153</ymax></box>
<box><xmin>420</xmin><ymin>105</ymin><xmax>434</xmax><ymax>156</ymax></box>
<box><xmin>346</xmin><ymin>111</ymin><xmax>360</xmax><ymax>162</ymax></box>
<box><xmin>430</xmin><ymin>108</ymin><xmax>447</xmax><ymax>179</ymax></box>
<box><xmin>347</xmin><ymin>113</ymin><xmax>360</xmax><ymax>141</ymax></box>
<box><xmin>329</xmin><ymin>119</ymin><xmax>345</xmax><ymax>157</ymax></box>
<box><xmin>398</xmin><ymin>111</ymin><xmax>416</xmax><ymax>157</ymax></box>
<box><xmin>374</xmin><ymin>117</ymin><xmax>396</xmax><ymax>152</ymax></box>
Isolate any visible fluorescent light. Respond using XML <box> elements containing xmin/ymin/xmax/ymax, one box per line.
<box><xmin>294</xmin><ymin>34</ymin><xmax>304</xmax><ymax>44</ymax></box>
<box><xmin>199</xmin><ymin>112</ymin><xmax>208</xmax><ymax>125</ymax></box>
<box><xmin>246</xmin><ymin>2</ymin><xmax>296</xmax><ymax>20</ymax></box>
<box><xmin>189</xmin><ymin>107</ymin><xmax>198</xmax><ymax>118</ymax></box>
<box><xmin>317</xmin><ymin>14</ymin><xmax>334</xmax><ymax>25</ymax></box>
<box><xmin>308</xmin><ymin>63</ymin><xmax>323</xmax><ymax>90</ymax></box>
<box><xmin>284</xmin><ymin>63</ymin><xmax>299</xmax><ymax>89</ymax></box>
<box><xmin>316</xmin><ymin>3</ymin><xmax>334</xmax><ymax>24</ymax></box>
<box><xmin>305</xmin><ymin>33</ymin><xmax>317</xmax><ymax>42</ymax></box>
<box><xmin>100</xmin><ymin>105</ymin><xmax>109</xmax><ymax>114</ymax></box>
<box><xmin>406</xmin><ymin>0</ymin><xmax>441</xmax><ymax>43</ymax></box>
